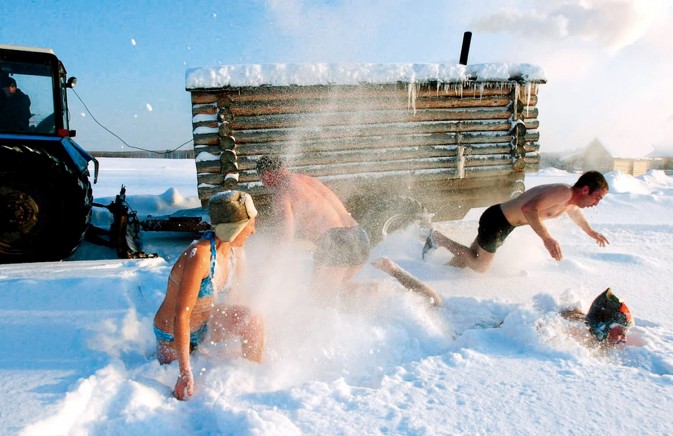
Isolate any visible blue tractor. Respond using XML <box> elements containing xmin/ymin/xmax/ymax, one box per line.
<box><xmin>0</xmin><ymin>45</ymin><xmax>98</xmax><ymax>263</ymax></box>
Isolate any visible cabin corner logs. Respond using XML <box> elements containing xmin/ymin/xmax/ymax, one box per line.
<box><xmin>188</xmin><ymin>79</ymin><xmax>543</xmax><ymax>241</ymax></box>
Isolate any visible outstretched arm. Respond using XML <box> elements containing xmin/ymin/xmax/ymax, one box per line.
<box><xmin>520</xmin><ymin>185</ymin><xmax>571</xmax><ymax>261</ymax></box>
<box><xmin>567</xmin><ymin>206</ymin><xmax>609</xmax><ymax>246</ymax></box>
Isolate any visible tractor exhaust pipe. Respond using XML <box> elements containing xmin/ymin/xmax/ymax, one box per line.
<box><xmin>459</xmin><ymin>31</ymin><xmax>472</xmax><ymax>65</ymax></box>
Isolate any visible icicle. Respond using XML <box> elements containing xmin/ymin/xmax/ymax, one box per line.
<box><xmin>407</xmin><ymin>82</ymin><xmax>418</xmax><ymax>115</ymax></box>
<box><xmin>525</xmin><ymin>82</ymin><xmax>532</xmax><ymax>117</ymax></box>
<box><xmin>513</xmin><ymin>83</ymin><xmax>519</xmax><ymax>121</ymax></box>
<box><xmin>417</xmin><ymin>83</ymin><xmax>421</xmax><ymax>108</ymax></box>
<box><xmin>407</xmin><ymin>83</ymin><xmax>412</xmax><ymax>111</ymax></box>
<box><xmin>479</xmin><ymin>83</ymin><xmax>485</xmax><ymax>99</ymax></box>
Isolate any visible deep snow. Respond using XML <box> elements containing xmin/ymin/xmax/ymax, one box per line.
<box><xmin>1</xmin><ymin>158</ymin><xmax>673</xmax><ymax>435</ymax></box>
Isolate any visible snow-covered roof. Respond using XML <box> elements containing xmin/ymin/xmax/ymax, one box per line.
<box><xmin>648</xmin><ymin>146</ymin><xmax>673</xmax><ymax>158</ymax></box>
<box><xmin>559</xmin><ymin>139</ymin><xmax>611</xmax><ymax>162</ymax></box>
<box><xmin>0</xmin><ymin>44</ymin><xmax>55</xmax><ymax>54</ymax></box>
<box><xmin>185</xmin><ymin>62</ymin><xmax>546</xmax><ymax>89</ymax></box>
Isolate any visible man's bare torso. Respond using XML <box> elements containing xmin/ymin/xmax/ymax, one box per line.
<box><xmin>500</xmin><ymin>183</ymin><xmax>574</xmax><ymax>226</ymax></box>
<box><xmin>275</xmin><ymin>174</ymin><xmax>357</xmax><ymax>241</ymax></box>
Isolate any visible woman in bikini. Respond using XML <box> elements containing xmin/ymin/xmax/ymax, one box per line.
<box><xmin>153</xmin><ymin>190</ymin><xmax>265</xmax><ymax>400</ymax></box>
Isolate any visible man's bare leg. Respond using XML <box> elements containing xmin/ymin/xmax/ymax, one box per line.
<box><xmin>371</xmin><ymin>256</ymin><xmax>442</xmax><ymax>306</ymax></box>
<box><xmin>424</xmin><ymin>231</ymin><xmax>494</xmax><ymax>273</ymax></box>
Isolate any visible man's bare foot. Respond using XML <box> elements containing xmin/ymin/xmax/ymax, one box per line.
<box><xmin>422</xmin><ymin>231</ymin><xmax>437</xmax><ymax>260</ymax></box>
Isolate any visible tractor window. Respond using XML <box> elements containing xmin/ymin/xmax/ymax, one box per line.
<box><xmin>0</xmin><ymin>63</ymin><xmax>56</xmax><ymax>134</ymax></box>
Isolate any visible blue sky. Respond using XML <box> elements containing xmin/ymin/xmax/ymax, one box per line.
<box><xmin>2</xmin><ymin>0</ymin><xmax>672</xmax><ymax>157</ymax></box>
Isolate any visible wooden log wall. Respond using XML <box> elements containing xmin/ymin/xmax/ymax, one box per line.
<box><xmin>188</xmin><ymin>80</ymin><xmax>543</xmax><ymax>219</ymax></box>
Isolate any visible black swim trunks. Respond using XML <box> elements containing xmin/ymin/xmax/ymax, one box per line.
<box><xmin>314</xmin><ymin>226</ymin><xmax>371</xmax><ymax>267</ymax></box>
<box><xmin>476</xmin><ymin>204</ymin><xmax>515</xmax><ymax>253</ymax></box>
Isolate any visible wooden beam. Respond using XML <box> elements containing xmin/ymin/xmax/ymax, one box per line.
<box><xmin>230</xmin><ymin>119</ymin><xmax>524</xmax><ymax>144</ymax></box>
<box><xmin>226</xmin><ymin>96</ymin><xmax>538</xmax><ymax>117</ymax></box>
<box><xmin>215</xmin><ymin>82</ymin><xmax>536</xmax><ymax>103</ymax></box>
<box><xmin>225</xmin><ymin>107</ymin><xmax>529</xmax><ymax>131</ymax></box>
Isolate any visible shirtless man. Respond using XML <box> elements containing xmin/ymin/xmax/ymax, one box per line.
<box><xmin>423</xmin><ymin>170</ymin><xmax>610</xmax><ymax>272</ymax></box>
<box><xmin>256</xmin><ymin>156</ymin><xmax>370</xmax><ymax>293</ymax></box>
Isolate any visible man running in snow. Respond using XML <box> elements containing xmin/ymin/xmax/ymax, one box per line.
<box><xmin>423</xmin><ymin>170</ymin><xmax>609</xmax><ymax>272</ymax></box>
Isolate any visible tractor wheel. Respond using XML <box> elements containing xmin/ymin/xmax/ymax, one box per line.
<box><xmin>348</xmin><ymin>195</ymin><xmax>428</xmax><ymax>245</ymax></box>
<box><xmin>0</xmin><ymin>144</ymin><xmax>92</xmax><ymax>263</ymax></box>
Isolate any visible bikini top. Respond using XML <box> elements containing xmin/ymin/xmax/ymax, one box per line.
<box><xmin>197</xmin><ymin>231</ymin><xmax>235</xmax><ymax>299</ymax></box>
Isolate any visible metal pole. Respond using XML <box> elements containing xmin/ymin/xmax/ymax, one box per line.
<box><xmin>459</xmin><ymin>31</ymin><xmax>472</xmax><ymax>65</ymax></box>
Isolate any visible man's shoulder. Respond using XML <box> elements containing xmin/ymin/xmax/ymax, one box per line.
<box><xmin>18</xmin><ymin>91</ymin><xmax>30</xmax><ymax>104</ymax></box>
<box><xmin>291</xmin><ymin>173</ymin><xmax>330</xmax><ymax>192</ymax></box>
<box><xmin>294</xmin><ymin>172</ymin><xmax>321</xmax><ymax>184</ymax></box>
<box><xmin>531</xmin><ymin>183</ymin><xmax>572</xmax><ymax>198</ymax></box>
<box><xmin>514</xmin><ymin>183</ymin><xmax>568</xmax><ymax>200</ymax></box>
<box><xmin>537</xmin><ymin>182</ymin><xmax>571</xmax><ymax>191</ymax></box>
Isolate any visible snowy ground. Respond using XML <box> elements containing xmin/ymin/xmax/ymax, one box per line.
<box><xmin>2</xmin><ymin>158</ymin><xmax>673</xmax><ymax>435</ymax></box>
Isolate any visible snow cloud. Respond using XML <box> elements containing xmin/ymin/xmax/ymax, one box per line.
<box><xmin>264</xmin><ymin>0</ymin><xmax>393</xmax><ymax>60</ymax></box>
<box><xmin>472</xmin><ymin>0</ymin><xmax>660</xmax><ymax>53</ymax></box>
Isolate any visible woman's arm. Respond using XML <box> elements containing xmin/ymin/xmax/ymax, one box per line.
<box><xmin>172</xmin><ymin>242</ymin><xmax>209</xmax><ymax>400</ymax></box>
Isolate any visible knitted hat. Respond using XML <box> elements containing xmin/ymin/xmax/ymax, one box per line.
<box><xmin>208</xmin><ymin>191</ymin><xmax>257</xmax><ymax>242</ymax></box>
<box><xmin>1</xmin><ymin>76</ymin><xmax>17</xmax><ymax>88</ymax></box>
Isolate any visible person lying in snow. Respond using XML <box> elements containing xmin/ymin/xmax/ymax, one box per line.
<box><xmin>153</xmin><ymin>190</ymin><xmax>265</xmax><ymax>400</ymax></box>
<box><xmin>560</xmin><ymin>288</ymin><xmax>635</xmax><ymax>348</ymax></box>
<box><xmin>372</xmin><ymin>257</ymin><xmax>634</xmax><ymax>347</ymax></box>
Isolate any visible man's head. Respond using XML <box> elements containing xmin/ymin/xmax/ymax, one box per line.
<box><xmin>1</xmin><ymin>76</ymin><xmax>17</xmax><ymax>96</ymax></box>
<box><xmin>208</xmin><ymin>190</ymin><xmax>258</xmax><ymax>242</ymax></box>
<box><xmin>256</xmin><ymin>155</ymin><xmax>283</xmax><ymax>174</ymax></box>
<box><xmin>256</xmin><ymin>155</ymin><xmax>287</xmax><ymax>189</ymax></box>
<box><xmin>573</xmin><ymin>170</ymin><xmax>608</xmax><ymax>208</ymax></box>
<box><xmin>574</xmin><ymin>170</ymin><xmax>608</xmax><ymax>193</ymax></box>
<box><xmin>586</xmin><ymin>288</ymin><xmax>634</xmax><ymax>345</ymax></box>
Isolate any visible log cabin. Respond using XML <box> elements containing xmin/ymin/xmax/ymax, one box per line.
<box><xmin>185</xmin><ymin>62</ymin><xmax>546</xmax><ymax>241</ymax></box>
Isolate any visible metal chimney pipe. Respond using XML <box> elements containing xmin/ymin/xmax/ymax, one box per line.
<box><xmin>459</xmin><ymin>31</ymin><xmax>472</xmax><ymax>65</ymax></box>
